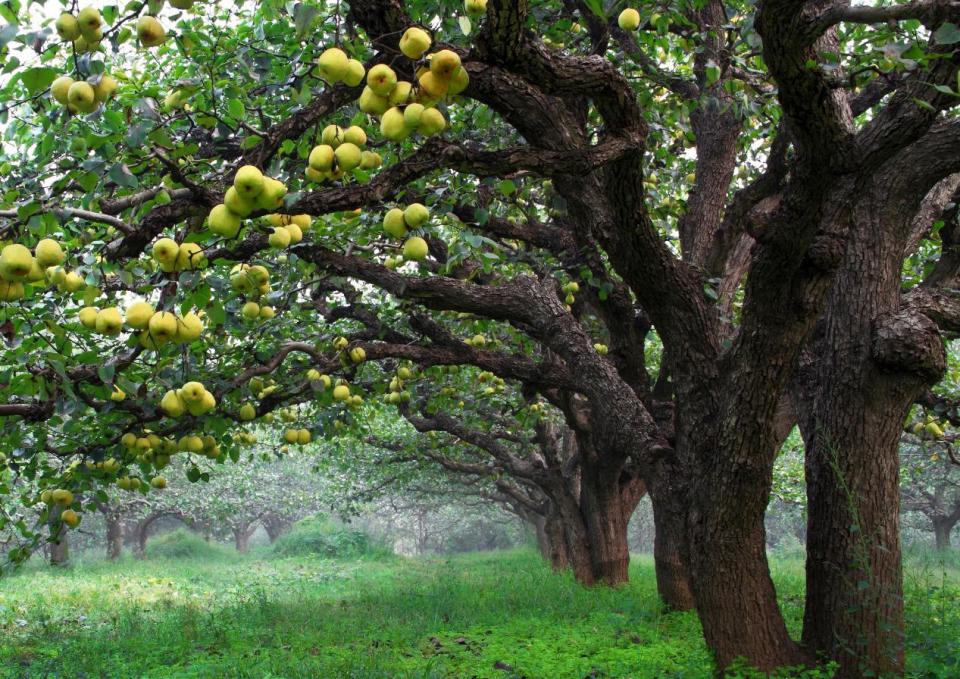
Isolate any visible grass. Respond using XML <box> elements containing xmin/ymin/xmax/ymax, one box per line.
<box><xmin>0</xmin><ymin>547</ymin><xmax>956</xmax><ymax>678</ymax></box>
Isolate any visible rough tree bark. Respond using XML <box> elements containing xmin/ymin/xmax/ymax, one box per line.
<box><xmin>646</xmin><ymin>463</ymin><xmax>694</xmax><ymax>610</ymax></box>
<box><xmin>794</xmin><ymin>162</ymin><xmax>960</xmax><ymax>676</ymax></box>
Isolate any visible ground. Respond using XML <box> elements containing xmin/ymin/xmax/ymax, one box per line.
<box><xmin>0</xmin><ymin>547</ymin><xmax>957</xmax><ymax>678</ymax></box>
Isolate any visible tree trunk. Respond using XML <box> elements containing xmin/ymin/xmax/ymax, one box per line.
<box><xmin>680</xmin><ymin>397</ymin><xmax>807</xmax><ymax>671</ymax></box>
<box><xmin>799</xmin><ymin>406</ymin><xmax>909</xmax><ymax>678</ymax></box>
<box><xmin>933</xmin><ymin>517</ymin><xmax>953</xmax><ymax>551</ymax></box>
<box><xmin>541</xmin><ymin>511</ymin><xmax>569</xmax><ymax>570</ymax></box>
<box><xmin>49</xmin><ymin>507</ymin><xmax>69</xmax><ymax>567</ymax></box>
<box><xmin>647</xmin><ymin>473</ymin><xmax>694</xmax><ymax>610</ymax></box>
<box><xmin>105</xmin><ymin>514</ymin><xmax>123</xmax><ymax>560</ymax></box>
<box><xmin>263</xmin><ymin>515</ymin><xmax>292</xmax><ymax>543</ymax></box>
<box><xmin>135</xmin><ymin>523</ymin><xmax>148</xmax><ymax>558</ymax></box>
<box><xmin>551</xmin><ymin>491</ymin><xmax>596</xmax><ymax>585</ymax></box>
<box><xmin>233</xmin><ymin>524</ymin><xmax>253</xmax><ymax>553</ymax></box>
<box><xmin>792</xmin><ymin>175</ymin><xmax>955</xmax><ymax>678</ymax></box>
<box><xmin>578</xmin><ymin>466</ymin><xmax>632</xmax><ymax>586</ymax></box>
<box><xmin>686</xmin><ymin>479</ymin><xmax>806</xmax><ymax>670</ymax></box>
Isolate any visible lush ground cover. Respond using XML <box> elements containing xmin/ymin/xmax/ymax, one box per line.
<box><xmin>0</xmin><ymin>546</ymin><xmax>956</xmax><ymax>678</ymax></box>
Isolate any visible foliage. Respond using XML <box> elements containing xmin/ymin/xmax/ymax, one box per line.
<box><xmin>144</xmin><ymin>527</ymin><xmax>231</xmax><ymax>560</ymax></box>
<box><xmin>271</xmin><ymin>514</ymin><xmax>390</xmax><ymax>560</ymax></box>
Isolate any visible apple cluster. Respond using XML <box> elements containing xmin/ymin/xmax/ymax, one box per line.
<box><xmin>152</xmin><ymin>237</ymin><xmax>206</xmax><ymax>272</ymax></box>
<box><xmin>381</xmin><ymin>203</ymin><xmax>431</xmax><ymax>265</ymax></box>
<box><xmin>306</xmin><ymin>124</ymin><xmax>381</xmax><ymax>184</ymax></box>
<box><xmin>282</xmin><ymin>428</ymin><xmax>313</xmax><ymax>445</ymax></box>
<box><xmin>160</xmin><ymin>380</ymin><xmax>217</xmax><ymax>418</ymax></box>
<box><xmin>0</xmin><ymin>239</ymin><xmax>66</xmax><ymax>301</ymax></box>
<box><xmin>78</xmin><ymin>299</ymin><xmax>203</xmax><ymax>350</ymax></box>
<box><xmin>208</xmin><ymin>165</ymin><xmax>288</xmax><ymax>240</ymax></box>
<box><xmin>230</xmin><ymin>263</ymin><xmax>275</xmax><ymax>322</ymax></box>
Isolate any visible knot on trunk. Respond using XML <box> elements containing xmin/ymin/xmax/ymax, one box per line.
<box><xmin>802</xmin><ymin>232</ymin><xmax>845</xmax><ymax>271</ymax></box>
<box><xmin>871</xmin><ymin>309</ymin><xmax>946</xmax><ymax>383</ymax></box>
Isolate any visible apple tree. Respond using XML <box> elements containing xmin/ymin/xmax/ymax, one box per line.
<box><xmin>1</xmin><ymin>0</ymin><xmax>959</xmax><ymax>675</ymax></box>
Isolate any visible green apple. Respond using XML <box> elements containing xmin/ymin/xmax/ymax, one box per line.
<box><xmin>255</xmin><ymin>177</ymin><xmax>287</xmax><ymax>211</ymax></box>
<box><xmin>317</xmin><ymin>47</ymin><xmax>349</xmax><ymax>82</ymax></box>
<box><xmin>149</xmin><ymin>311</ymin><xmax>179</xmax><ymax>341</ymax></box>
<box><xmin>448</xmin><ymin>66</ymin><xmax>470</xmax><ymax>95</ymax></box>
<box><xmin>464</xmin><ymin>0</ymin><xmax>487</xmax><ymax>17</ymax></box>
<box><xmin>404</xmin><ymin>203</ymin><xmax>429</xmax><ymax>228</ymax></box>
<box><xmin>67</xmin><ymin>81</ymin><xmax>97</xmax><ymax>113</ymax></box>
<box><xmin>400</xmin><ymin>27</ymin><xmax>431</xmax><ymax>59</ymax></box>
<box><xmin>343</xmin><ymin>125</ymin><xmax>367</xmax><ymax>147</ymax></box>
<box><xmin>56</xmin><ymin>13</ymin><xmax>81</xmax><ymax>41</ymax></box>
<box><xmin>344</xmin><ymin>59</ymin><xmax>366</xmax><ymax>87</ymax></box>
<box><xmin>358</xmin><ymin>86</ymin><xmax>389</xmax><ymax>116</ymax></box>
<box><xmin>366</xmin><ymin>64</ymin><xmax>397</xmax><ymax>96</ymax></box>
<box><xmin>208</xmin><ymin>204</ymin><xmax>242</xmax><ymax>237</ymax></box>
<box><xmin>403</xmin><ymin>102</ymin><xmax>425</xmax><ymax>128</ymax></box>
<box><xmin>268</xmin><ymin>226</ymin><xmax>291</xmax><ymax>249</ymax></box>
<box><xmin>388</xmin><ymin>81</ymin><xmax>413</xmax><ymax>106</ymax></box>
<box><xmin>418</xmin><ymin>107</ymin><xmax>446</xmax><ymax>135</ymax></box>
<box><xmin>92</xmin><ymin>74</ymin><xmax>117</xmax><ymax>102</ymax></box>
<box><xmin>125</xmin><ymin>300</ymin><xmax>155</xmax><ymax>329</ymax></box>
<box><xmin>380</xmin><ymin>107</ymin><xmax>409</xmax><ymax>142</ymax></box>
<box><xmin>51</xmin><ymin>76</ymin><xmax>74</xmax><ymax>105</ymax></box>
<box><xmin>0</xmin><ymin>244</ymin><xmax>34</xmax><ymax>280</ymax></box>
<box><xmin>241</xmin><ymin>301</ymin><xmax>261</xmax><ymax>320</ymax></box>
<box><xmin>136</xmin><ymin>15</ymin><xmax>166</xmax><ymax>47</ymax></box>
<box><xmin>360</xmin><ymin>151</ymin><xmax>382</xmax><ymax>169</ymax></box>
<box><xmin>429</xmin><ymin>50</ymin><xmax>461</xmax><ymax>80</ymax></box>
<box><xmin>309</xmin><ymin>144</ymin><xmax>335</xmax><ymax>171</ymax></box>
<box><xmin>234</xmin><ymin>165</ymin><xmax>265</xmax><ymax>198</ymax></box>
<box><xmin>402</xmin><ymin>236</ymin><xmax>429</xmax><ymax>261</ymax></box>
<box><xmin>34</xmin><ymin>239</ymin><xmax>65</xmax><ymax>267</ymax></box>
<box><xmin>383</xmin><ymin>208</ymin><xmax>408</xmax><ymax>238</ymax></box>
<box><xmin>95</xmin><ymin>307</ymin><xmax>123</xmax><ymax>335</ymax></box>
<box><xmin>152</xmin><ymin>238</ymin><xmax>179</xmax><ymax>264</ymax></box>
<box><xmin>618</xmin><ymin>8</ymin><xmax>641</xmax><ymax>30</ymax></box>
<box><xmin>334</xmin><ymin>143</ymin><xmax>362</xmax><ymax>171</ymax></box>
<box><xmin>224</xmin><ymin>186</ymin><xmax>255</xmax><ymax>217</ymax></box>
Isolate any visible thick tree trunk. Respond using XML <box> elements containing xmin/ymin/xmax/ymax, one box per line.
<box><xmin>933</xmin><ymin>517</ymin><xmax>954</xmax><ymax>551</ymax></box>
<box><xmin>534</xmin><ymin>511</ymin><xmax>569</xmax><ymax>570</ymax></box>
<box><xmin>135</xmin><ymin>524</ymin><xmax>148</xmax><ymax>558</ymax></box>
<box><xmin>262</xmin><ymin>514</ymin><xmax>292</xmax><ymax>543</ymax></box>
<box><xmin>792</xmin><ymin>175</ymin><xmax>955</xmax><ymax>678</ymax></box>
<box><xmin>551</xmin><ymin>491</ymin><xmax>596</xmax><ymax>585</ymax></box>
<box><xmin>799</xmin><ymin>404</ymin><xmax>909</xmax><ymax>678</ymax></box>
<box><xmin>105</xmin><ymin>514</ymin><xmax>123</xmax><ymax>560</ymax></box>
<box><xmin>49</xmin><ymin>507</ymin><xmax>69</xmax><ymax>567</ymax></box>
<box><xmin>686</xmin><ymin>477</ymin><xmax>806</xmax><ymax>670</ymax></box>
<box><xmin>680</xmin><ymin>401</ymin><xmax>807</xmax><ymax>671</ymax></box>
<box><xmin>233</xmin><ymin>526</ymin><xmax>251</xmax><ymax>553</ymax></box>
<box><xmin>578</xmin><ymin>466</ymin><xmax>635</xmax><ymax>586</ymax></box>
<box><xmin>647</xmin><ymin>474</ymin><xmax>694</xmax><ymax>610</ymax></box>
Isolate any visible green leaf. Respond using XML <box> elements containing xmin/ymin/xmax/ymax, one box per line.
<box><xmin>19</xmin><ymin>67</ymin><xmax>59</xmax><ymax>95</ymax></box>
<box><xmin>705</xmin><ymin>61</ymin><xmax>721</xmax><ymax>86</ymax></box>
<box><xmin>459</xmin><ymin>15</ymin><xmax>472</xmax><ymax>36</ymax></box>
<box><xmin>498</xmin><ymin>179</ymin><xmax>516</xmax><ymax>196</ymax></box>
<box><xmin>98</xmin><ymin>363</ymin><xmax>115</xmax><ymax>384</ymax></box>
<box><xmin>581</xmin><ymin>0</ymin><xmax>605</xmax><ymax>19</ymax></box>
<box><xmin>933</xmin><ymin>22</ymin><xmax>960</xmax><ymax>45</ymax></box>
<box><xmin>293</xmin><ymin>4</ymin><xmax>319</xmax><ymax>39</ymax></box>
<box><xmin>227</xmin><ymin>98</ymin><xmax>246</xmax><ymax>120</ymax></box>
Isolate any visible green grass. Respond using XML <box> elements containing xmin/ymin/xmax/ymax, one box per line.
<box><xmin>0</xmin><ymin>547</ymin><xmax>956</xmax><ymax>678</ymax></box>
